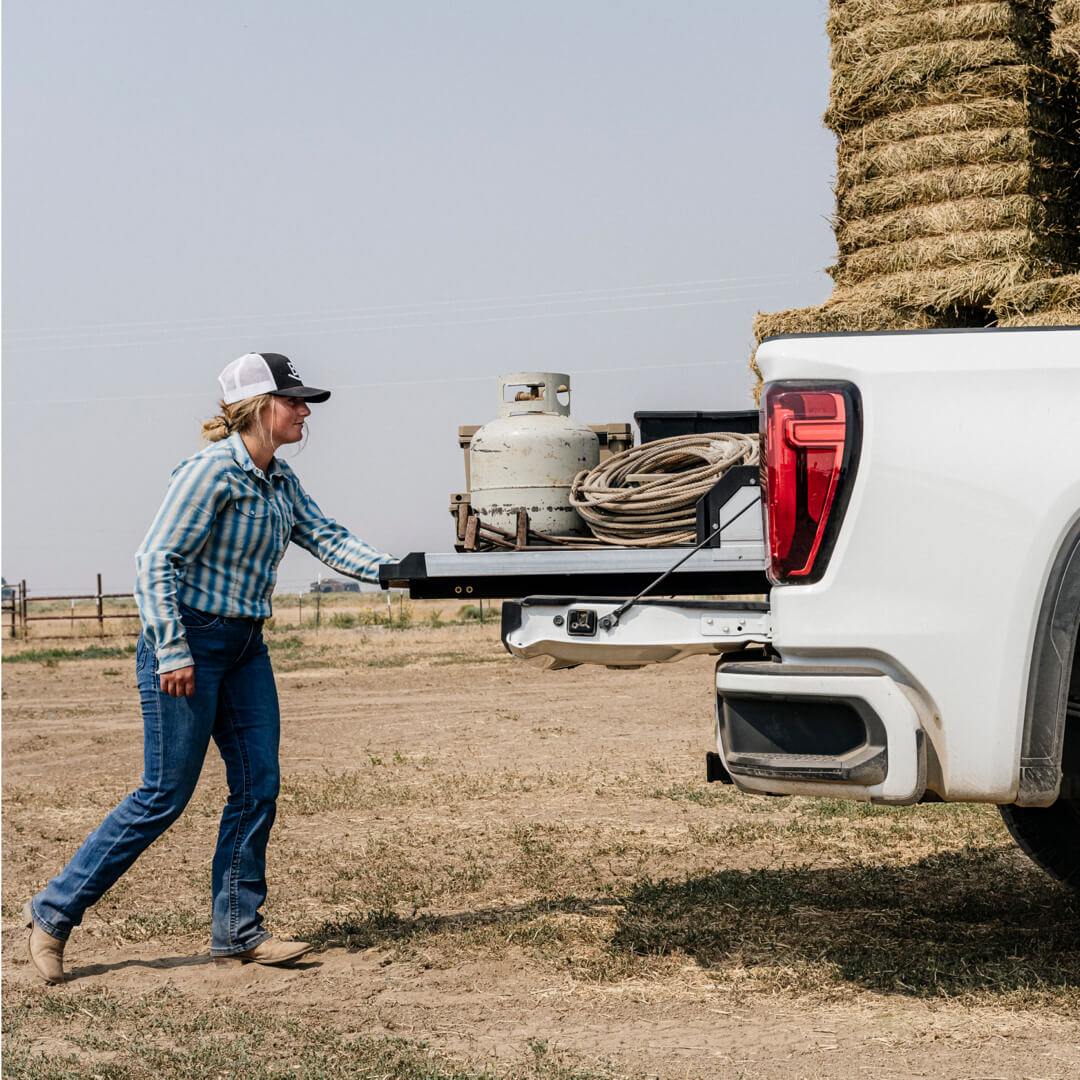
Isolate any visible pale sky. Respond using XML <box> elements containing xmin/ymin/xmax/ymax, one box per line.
<box><xmin>3</xmin><ymin>0</ymin><xmax>835</xmax><ymax>595</ymax></box>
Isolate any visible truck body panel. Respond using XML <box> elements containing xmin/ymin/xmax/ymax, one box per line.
<box><xmin>737</xmin><ymin>327</ymin><xmax>1080</xmax><ymax>802</ymax></box>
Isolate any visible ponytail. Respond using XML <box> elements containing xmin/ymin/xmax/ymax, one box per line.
<box><xmin>200</xmin><ymin>394</ymin><xmax>272</xmax><ymax>443</ymax></box>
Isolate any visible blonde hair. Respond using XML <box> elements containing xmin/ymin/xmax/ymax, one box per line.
<box><xmin>201</xmin><ymin>394</ymin><xmax>273</xmax><ymax>443</ymax></box>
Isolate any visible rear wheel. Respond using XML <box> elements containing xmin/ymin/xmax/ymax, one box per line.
<box><xmin>998</xmin><ymin>799</ymin><xmax>1080</xmax><ymax>891</ymax></box>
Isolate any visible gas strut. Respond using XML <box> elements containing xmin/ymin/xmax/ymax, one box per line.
<box><xmin>601</xmin><ymin>491</ymin><xmax>762</xmax><ymax>630</ymax></box>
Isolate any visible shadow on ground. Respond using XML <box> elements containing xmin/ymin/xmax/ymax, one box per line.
<box><xmin>306</xmin><ymin>847</ymin><xmax>1080</xmax><ymax>998</ymax></box>
<box><xmin>609</xmin><ymin>848</ymin><xmax>1080</xmax><ymax>996</ymax></box>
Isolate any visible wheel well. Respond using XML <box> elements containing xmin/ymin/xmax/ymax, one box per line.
<box><xmin>1060</xmin><ymin>637</ymin><xmax>1080</xmax><ymax>799</ymax></box>
<box><xmin>1017</xmin><ymin>519</ymin><xmax>1080</xmax><ymax>805</ymax></box>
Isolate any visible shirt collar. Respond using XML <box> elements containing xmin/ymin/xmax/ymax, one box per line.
<box><xmin>226</xmin><ymin>432</ymin><xmax>285</xmax><ymax>482</ymax></box>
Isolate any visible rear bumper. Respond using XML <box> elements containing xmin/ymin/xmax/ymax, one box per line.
<box><xmin>503</xmin><ymin>597</ymin><xmax>771</xmax><ymax>669</ymax></box>
<box><xmin>715</xmin><ymin>661</ymin><xmax>926</xmax><ymax>805</ymax></box>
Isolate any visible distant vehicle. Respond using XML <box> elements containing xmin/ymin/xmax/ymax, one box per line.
<box><xmin>309</xmin><ymin>579</ymin><xmax>361</xmax><ymax>594</ymax></box>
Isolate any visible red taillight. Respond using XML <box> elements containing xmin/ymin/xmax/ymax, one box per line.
<box><xmin>762</xmin><ymin>384</ymin><xmax>858</xmax><ymax>583</ymax></box>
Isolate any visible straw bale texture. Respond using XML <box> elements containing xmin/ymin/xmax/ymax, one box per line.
<box><xmin>991</xmin><ymin>270</ymin><xmax>1080</xmax><ymax>313</ymax></box>
<box><xmin>1052</xmin><ymin>0</ymin><xmax>1080</xmax><ymax>68</ymax></box>
<box><xmin>829</xmin><ymin>0</ymin><xmax>1054</xmax><ymax>37</ymax></box>
<box><xmin>748</xmin><ymin>298</ymin><xmax>962</xmax><ymax>402</ymax></box>
<box><xmin>830</xmin><ymin>261</ymin><xmax>1040</xmax><ymax>309</ymax></box>
<box><xmin>832</xmin><ymin>227</ymin><xmax>1076</xmax><ymax>284</ymax></box>
<box><xmin>836</xmin><ymin>194</ymin><xmax>1077</xmax><ymax>252</ymax></box>
<box><xmin>826</xmin><ymin>57</ymin><xmax>1064</xmax><ymax>130</ymax></box>
<box><xmin>750</xmin><ymin>0</ymin><xmax>1080</xmax><ymax>400</ymax></box>
<box><xmin>837</xmin><ymin>98</ymin><xmax>1067</xmax><ymax>150</ymax></box>
<box><xmin>834</xmin><ymin>126</ymin><xmax>1073</xmax><ymax>188</ymax></box>
<box><xmin>832</xmin><ymin>3</ymin><xmax>1050</xmax><ymax>67</ymax></box>
<box><xmin>837</xmin><ymin>162</ymin><xmax>1076</xmax><ymax>218</ymax></box>
<box><xmin>752</xmin><ymin>300</ymin><xmax>942</xmax><ymax>341</ymax></box>
<box><xmin>1052</xmin><ymin>17</ymin><xmax>1080</xmax><ymax>69</ymax></box>
<box><xmin>995</xmin><ymin>309</ymin><xmax>1080</xmax><ymax>323</ymax></box>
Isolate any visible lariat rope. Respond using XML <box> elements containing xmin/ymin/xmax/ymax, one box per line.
<box><xmin>569</xmin><ymin>432</ymin><xmax>760</xmax><ymax>547</ymax></box>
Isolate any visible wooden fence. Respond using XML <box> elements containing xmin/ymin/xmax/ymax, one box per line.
<box><xmin>3</xmin><ymin>576</ymin><xmax>137</xmax><ymax>638</ymax></box>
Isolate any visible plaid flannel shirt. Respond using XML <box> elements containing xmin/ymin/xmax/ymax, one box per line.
<box><xmin>135</xmin><ymin>433</ymin><xmax>393</xmax><ymax>673</ymax></box>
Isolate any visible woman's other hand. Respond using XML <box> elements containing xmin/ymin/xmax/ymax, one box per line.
<box><xmin>160</xmin><ymin>666</ymin><xmax>195</xmax><ymax>697</ymax></box>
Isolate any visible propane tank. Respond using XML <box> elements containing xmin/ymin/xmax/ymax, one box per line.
<box><xmin>470</xmin><ymin>373</ymin><xmax>599</xmax><ymax>537</ymax></box>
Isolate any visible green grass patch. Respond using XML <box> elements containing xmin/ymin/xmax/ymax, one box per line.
<box><xmin>647</xmin><ymin>781</ymin><xmax>733</xmax><ymax>805</ymax></box>
<box><xmin>2</xmin><ymin>644</ymin><xmax>136</xmax><ymax>664</ymax></box>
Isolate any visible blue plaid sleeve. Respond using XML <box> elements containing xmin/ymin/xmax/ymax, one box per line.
<box><xmin>288</xmin><ymin>477</ymin><xmax>394</xmax><ymax>584</ymax></box>
<box><xmin>134</xmin><ymin>454</ymin><xmax>231</xmax><ymax>673</ymax></box>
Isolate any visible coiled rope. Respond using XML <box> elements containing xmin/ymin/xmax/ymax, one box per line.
<box><xmin>569</xmin><ymin>432</ymin><xmax>760</xmax><ymax>547</ymax></box>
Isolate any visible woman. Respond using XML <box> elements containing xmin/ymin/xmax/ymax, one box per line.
<box><xmin>23</xmin><ymin>352</ymin><xmax>394</xmax><ymax>983</ymax></box>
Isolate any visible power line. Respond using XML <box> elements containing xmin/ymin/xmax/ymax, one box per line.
<box><xmin>3</xmin><ymin>290</ymin><xmax>784</xmax><ymax>356</ymax></box>
<box><xmin>3</xmin><ymin>271</ymin><xmax>812</xmax><ymax>342</ymax></box>
<box><xmin>8</xmin><ymin>356</ymin><xmax>749</xmax><ymax>407</ymax></box>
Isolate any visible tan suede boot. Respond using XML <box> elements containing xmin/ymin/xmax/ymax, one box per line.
<box><xmin>215</xmin><ymin>936</ymin><xmax>313</xmax><ymax>966</ymax></box>
<box><xmin>22</xmin><ymin>903</ymin><xmax>66</xmax><ymax>984</ymax></box>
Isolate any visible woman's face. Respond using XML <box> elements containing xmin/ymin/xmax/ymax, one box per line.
<box><xmin>264</xmin><ymin>395</ymin><xmax>311</xmax><ymax>447</ymax></box>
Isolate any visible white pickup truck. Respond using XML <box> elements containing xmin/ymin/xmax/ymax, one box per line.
<box><xmin>385</xmin><ymin>327</ymin><xmax>1080</xmax><ymax>889</ymax></box>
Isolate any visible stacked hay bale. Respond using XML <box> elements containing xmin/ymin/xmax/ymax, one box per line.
<box><xmin>752</xmin><ymin>0</ymin><xmax>1080</xmax><ymax>393</ymax></box>
<box><xmin>989</xmin><ymin>1</ymin><xmax>1080</xmax><ymax>326</ymax></box>
<box><xmin>1052</xmin><ymin>0</ymin><xmax>1080</xmax><ymax>68</ymax></box>
<box><xmin>991</xmin><ymin>271</ymin><xmax>1080</xmax><ymax>323</ymax></box>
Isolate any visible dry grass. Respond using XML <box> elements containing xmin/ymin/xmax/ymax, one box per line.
<box><xmin>756</xmin><ymin>0</ymin><xmax>1080</xmax><ymax>358</ymax></box>
<box><xmin>828</xmin><ymin>0</ymin><xmax>1056</xmax><ymax>38</ymax></box>
<box><xmin>991</xmin><ymin>269</ymin><xmax>1080</xmax><ymax>323</ymax></box>
<box><xmin>834</xmin><ymin>126</ymin><xmax>1073</xmax><ymax>188</ymax></box>
<box><xmin>835</xmin><ymin>193</ymin><xmax>1077</xmax><ymax>252</ymax></box>
<box><xmin>1052</xmin><ymin>22</ymin><xmax>1080</xmax><ymax>67</ymax></box>
<box><xmin>826</xmin><ymin>50</ymin><xmax>1062</xmax><ymax>130</ymax></box>
<box><xmin>831</xmin><ymin>3</ymin><xmax>1052</xmax><ymax>68</ymax></box>
<box><xmin>748</xmin><ymin>298</ymin><xmax>964</xmax><ymax>401</ymax></box>
<box><xmin>752</xmin><ymin>300</ymin><xmax>945</xmax><ymax>341</ymax></box>
<box><xmin>1</xmin><ymin>989</ymin><xmax>620</xmax><ymax>1080</ymax></box>
<box><xmin>831</xmin><ymin>226</ymin><xmax>1077</xmax><ymax>284</ymax></box>
<box><xmin>836</xmin><ymin>160</ymin><xmax>1075</xmax><ymax>217</ymax></box>
<box><xmin>836</xmin><ymin>97</ymin><xmax>1072</xmax><ymax>149</ymax></box>
<box><xmin>829</xmin><ymin>260</ymin><xmax>1037</xmax><ymax>308</ymax></box>
<box><xmin>4</xmin><ymin>626</ymin><xmax>1080</xmax><ymax>1078</ymax></box>
<box><xmin>992</xmin><ymin>269</ymin><xmax>1080</xmax><ymax>312</ymax></box>
<box><xmin>1054</xmin><ymin>0</ymin><xmax>1080</xmax><ymax>65</ymax></box>
<box><xmin>996</xmin><ymin>308</ymin><xmax>1080</xmax><ymax>324</ymax></box>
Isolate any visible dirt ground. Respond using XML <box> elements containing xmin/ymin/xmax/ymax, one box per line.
<box><xmin>3</xmin><ymin>615</ymin><xmax>1079</xmax><ymax>1079</ymax></box>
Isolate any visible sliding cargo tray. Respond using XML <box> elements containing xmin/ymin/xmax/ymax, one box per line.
<box><xmin>382</xmin><ymin>467</ymin><xmax>766</xmax><ymax>599</ymax></box>
<box><xmin>381</xmin><ymin>545</ymin><xmax>766</xmax><ymax>599</ymax></box>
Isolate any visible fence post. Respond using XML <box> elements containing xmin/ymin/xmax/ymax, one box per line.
<box><xmin>21</xmin><ymin>580</ymin><xmax>27</xmax><ymax>638</ymax></box>
<box><xmin>96</xmin><ymin>573</ymin><xmax>104</xmax><ymax>637</ymax></box>
<box><xmin>315</xmin><ymin>591</ymin><xmax>321</xmax><ymax>634</ymax></box>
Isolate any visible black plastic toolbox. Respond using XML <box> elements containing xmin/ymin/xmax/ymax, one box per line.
<box><xmin>634</xmin><ymin>410</ymin><xmax>758</xmax><ymax>443</ymax></box>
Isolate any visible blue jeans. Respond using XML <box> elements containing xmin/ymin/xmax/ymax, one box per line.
<box><xmin>31</xmin><ymin>605</ymin><xmax>280</xmax><ymax>956</ymax></box>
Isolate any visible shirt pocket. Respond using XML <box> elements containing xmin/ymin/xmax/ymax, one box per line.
<box><xmin>230</xmin><ymin>494</ymin><xmax>272</xmax><ymax>522</ymax></box>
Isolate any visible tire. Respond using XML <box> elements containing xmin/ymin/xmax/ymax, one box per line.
<box><xmin>998</xmin><ymin>798</ymin><xmax>1080</xmax><ymax>891</ymax></box>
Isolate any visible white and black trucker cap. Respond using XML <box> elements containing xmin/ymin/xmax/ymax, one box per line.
<box><xmin>218</xmin><ymin>352</ymin><xmax>331</xmax><ymax>405</ymax></box>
